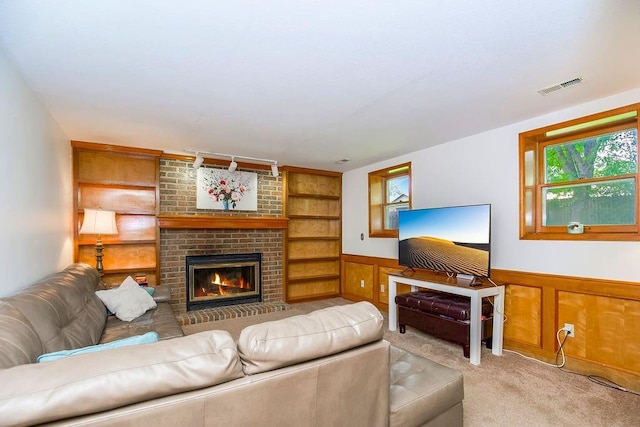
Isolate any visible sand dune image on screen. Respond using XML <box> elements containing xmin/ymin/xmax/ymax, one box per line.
<box><xmin>399</xmin><ymin>236</ymin><xmax>489</xmax><ymax>276</ymax></box>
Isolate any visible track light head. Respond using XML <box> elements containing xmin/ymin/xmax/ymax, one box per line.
<box><xmin>271</xmin><ymin>162</ymin><xmax>279</xmax><ymax>177</ymax></box>
<box><xmin>228</xmin><ymin>157</ymin><xmax>238</xmax><ymax>173</ymax></box>
<box><xmin>193</xmin><ymin>153</ymin><xmax>204</xmax><ymax>169</ymax></box>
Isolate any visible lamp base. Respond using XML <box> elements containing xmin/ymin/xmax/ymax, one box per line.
<box><xmin>95</xmin><ymin>239</ymin><xmax>105</xmax><ymax>276</ymax></box>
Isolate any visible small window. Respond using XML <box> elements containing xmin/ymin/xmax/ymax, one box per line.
<box><xmin>519</xmin><ymin>103</ymin><xmax>640</xmax><ymax>240</ymax></box>
<box><xmin>369</xmin><ymin>163</ymin><xmax>411</xmax><ymax>237</ymax></box>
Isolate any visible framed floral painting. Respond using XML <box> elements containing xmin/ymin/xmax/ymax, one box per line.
<box><xmin>196</xmin><ymin>168</ymin><xmax>258</xmax><ymax>211</ymax></box>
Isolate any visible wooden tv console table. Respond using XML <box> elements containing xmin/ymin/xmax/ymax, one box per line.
<box><xmin>388</xmin><ymin>270</ymin><xmax>504</xmax><ymax>365</ymax></box>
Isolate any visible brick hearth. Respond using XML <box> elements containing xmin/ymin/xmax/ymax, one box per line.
<box><xmin>175</xmin><ymin>301</ymin><xmax>289</xmax><ymax>326</ymax></box>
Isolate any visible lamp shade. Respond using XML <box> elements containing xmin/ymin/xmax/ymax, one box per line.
<box><xmin>79</xmin><ymin>209</ymin><xmax>118</xmax><ymax>235</ymax></box>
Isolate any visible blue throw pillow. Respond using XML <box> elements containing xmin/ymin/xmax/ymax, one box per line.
<box><xmin>37</xmin><ymin>332</ymin><xmax>159</xmax><ymax>363</ymax></box>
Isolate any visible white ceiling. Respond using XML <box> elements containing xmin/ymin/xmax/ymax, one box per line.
<box><xmin>1</xmin><ymin>1</ymin><xmax>639</xmax><ymax>171</ymax></box>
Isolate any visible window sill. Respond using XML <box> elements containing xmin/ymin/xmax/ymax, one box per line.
<box><xmin>520</xmin><ymin>232</ymin><xmax>640</xmax><ymax>241</ymax></box>
<box><xmin>370</xmin><ymin>230</ymin><xmax>399</xmax><ymax>238</ymax></box>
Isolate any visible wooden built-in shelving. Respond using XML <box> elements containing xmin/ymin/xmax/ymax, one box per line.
<box><xmin>73</xmin><ymin>141</ymin><xmax>162</xmax><ymax>287</ymax></box>
<box><xmin>283</xmin><ymin>167</ymin><xmax>342</xmax><ymax>302</ymax></box>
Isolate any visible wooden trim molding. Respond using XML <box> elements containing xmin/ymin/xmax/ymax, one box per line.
<box><xmin>71</xmin><ymin>140</ymin><xmax>163</xmax><ymax>157</ymax></box>
<box><xmin>158</xmin><ymin>215</ymin><xmax>288</xmax><ymax>229</ymax></box>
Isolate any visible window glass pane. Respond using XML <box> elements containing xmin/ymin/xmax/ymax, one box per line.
<box><xmin>544</xmin><ymin>128</ymin><xmax>637</xmax><ymax>184</ymax></box>
<box><xmin>524</xmin><ymin>189</ymin><xmax>533</xmax><ymax>227</ymax></box>
<box><xmin>386</xmin><ymin>175</ymin><xmax>409</xmax><ymax>203</ymax></box>
<box><xmin>384</xmin><ymin>203</ymin><xmax>409</xmax><ymax>229</ymax></box>
<box><xmin>524</xmin><ymin>150</ymin><xmax>535</xmax><ymax>186</ymax></box>
<box><xmin>542</xmin><ymin>178</ymin><xmax>636</xmax><ymax>226</ymax></box>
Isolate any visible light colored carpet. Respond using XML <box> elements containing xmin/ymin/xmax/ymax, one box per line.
<box><xmin>182</xmin><ymin>298</ymin><xmax>640</xmax><ymax>427</ymax></box>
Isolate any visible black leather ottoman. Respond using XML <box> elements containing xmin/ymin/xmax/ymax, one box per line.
<box><xmin>395</xmin><ymin>291</ymin><xmax>493</xmax><ymax>358</ymax></box>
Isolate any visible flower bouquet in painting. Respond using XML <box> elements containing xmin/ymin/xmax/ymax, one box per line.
<box><xmin>197</xmin><ymin>168</ymin><xmax>257</xmax><ymax>211</ymax></box>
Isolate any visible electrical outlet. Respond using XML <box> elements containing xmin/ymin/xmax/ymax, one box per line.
<box><xmin>360</xmin><ymin>279</ymin><xmax>365</xmax><ymax>288</ymax></box>
<box><xmin>564</xmin><ymin>323</ymin><xmax>575</xmax><ymax>337</ymax></box>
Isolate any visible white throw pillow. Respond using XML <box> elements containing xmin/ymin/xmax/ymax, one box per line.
<box><xmin>96</xmin><ymin>276</ymin><xmax>157</xmax><ymax>322</ymax></box>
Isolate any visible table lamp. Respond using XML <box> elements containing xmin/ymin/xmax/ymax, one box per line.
<box><xmin>79</xmin><ymin>209</ymin><xmax>118</xmax><ymax>275</ymax></box>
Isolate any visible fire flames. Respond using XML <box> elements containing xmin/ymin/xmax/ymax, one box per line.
<box><xmin>196</xmin><ymin>272</ymin><xmax>252</xmax><ymax>298</ymax></box>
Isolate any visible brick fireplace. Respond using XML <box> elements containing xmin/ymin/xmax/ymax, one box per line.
<box><xmin>160</xmin><ymin>225</ymin><xmax>284</xmax><ymax>316</ymax></box>
<box><xmin>159</xmin><ymin>159</ymin><xmax>286</xmax><ymax>320</ymax></box>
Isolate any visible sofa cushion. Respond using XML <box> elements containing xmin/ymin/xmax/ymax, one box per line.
<box><xmin>96</xmin><ymin>276</ymin><xmax>157</xmax><ymax>321</ymax></box>
<box><xmin>0</xmin><ymin>300</ymin><xmax>43</xmax><ymax>369</ymax></box>
<box><xmin>100</xmin><ymin>301</ymin><xmax>185</xmax><ymax>343</ymax></box>
<box><xmin>0</xmin><ymin>330</ymin><xmax>243</xmax><ymax>427</ymax></box>
<box><xmin>1</xmin><ymin>263</ymin><xmax>106</xmax><ymax>355</ymax></box>
<box><xmin>237</xmin><ymin>301</ymin><xmax>384</xmax><ymax>375</ymax></box>
<box><xmin>37</xmin><ymin>332</ymin><xmax>159</xmax><ymax>363</ymax></box>
<box><xmin>390</xmin><ymin>345</ymin><xmax>464</xmax><ymax>427</ymax></box>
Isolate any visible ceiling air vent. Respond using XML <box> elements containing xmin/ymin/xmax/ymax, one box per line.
<box><xmin>537</xmin><ymin>77</ymin><xmax>584</xmax><ymax>96</ymax></box>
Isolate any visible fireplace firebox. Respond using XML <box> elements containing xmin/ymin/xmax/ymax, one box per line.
<box><xmin>186</xmin><ymin>253</ymin><xmax>262</xmax><ymax>311</ymax></box>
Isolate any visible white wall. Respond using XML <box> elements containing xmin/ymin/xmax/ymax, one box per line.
<box><xmin>343</xmin><ymin>87</ymin><xmax>640</xmax><ymax>282</ymax></box>
<box><xmin>0</xmin><ymin>49</ymin><xmax>72</xmax><ymax>297</ymax></box>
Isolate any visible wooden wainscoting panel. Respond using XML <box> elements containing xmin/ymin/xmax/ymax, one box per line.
<box><xmin>378</xmin><ymin>266</ymin><xmax>413</xmax><ymax>305</ymax></box>
<box><xmin>343</xmin><ymin>262</ymin><xmax>374</xmax><ymax>300</ymax></box>
<box><xmin>504</xmin><ymin>284</ymin><xmax>542</xmax><ymax>347</ymax></box>
<box><xmin>558</xmin><ymin>291</ymin><xmax>640</xmax><ymax>374</ymax></box>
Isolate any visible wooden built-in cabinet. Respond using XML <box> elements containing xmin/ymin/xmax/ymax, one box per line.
<box><xmin>73</xmin><ymin>141</ymin><xmax>162</xmax><ymax>287</ymax></box>
<box><xmin>283</xmin><ymin>167</ymin><xmax>342</xmax><ymax>302</ymax></box>
<box><xmin>341</xmin><ymin>255</ymin><xmax>412</xmax><ymax>310</ymax></box>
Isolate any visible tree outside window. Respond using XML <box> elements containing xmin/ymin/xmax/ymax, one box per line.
<box><xmin>369</xmin><ymin>163</ymin><xmax>411</xmax><ymax>238</ymax></box>
<box><xmin>519</xmin><ymin>104</ymin><xmax>640</xmax><ymax>240</ymax></box>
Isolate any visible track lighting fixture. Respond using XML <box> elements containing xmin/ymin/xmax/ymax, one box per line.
<box><xmin>228</xmin><ymin>157</ymin><xmax>238</xmax><ymax>173</ymax></box>
<box><xmin>193</xmin><ymin>152</ymin><xmax>204</xmax><ymax>169</ymax></box>
<box><xmin>185</xmin><ymin>149</ymin><xmax>280</xmax><ymax>176</ymax></box>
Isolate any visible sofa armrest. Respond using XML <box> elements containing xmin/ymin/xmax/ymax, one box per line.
<box><xmin>0</xmin><ymin>330</ymin><xmax>243</xmax><ymax>427</ymax></box>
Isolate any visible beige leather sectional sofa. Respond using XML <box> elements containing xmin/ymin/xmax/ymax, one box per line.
<box><xmin>0</xmin><ymin>263</ymin><xmax>464</xmax><ymax>426</ymax></box>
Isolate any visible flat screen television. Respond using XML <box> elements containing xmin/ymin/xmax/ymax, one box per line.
<box><xmin>398</xmin><ymin>204</ymin><xmax>491</xmax><ymax>280</ymax></box>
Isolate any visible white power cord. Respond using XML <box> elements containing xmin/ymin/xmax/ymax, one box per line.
<box><xmin>504</xmin><ymin>327</ymin><xmax>570</xmax><ymax>368</ymax></box>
